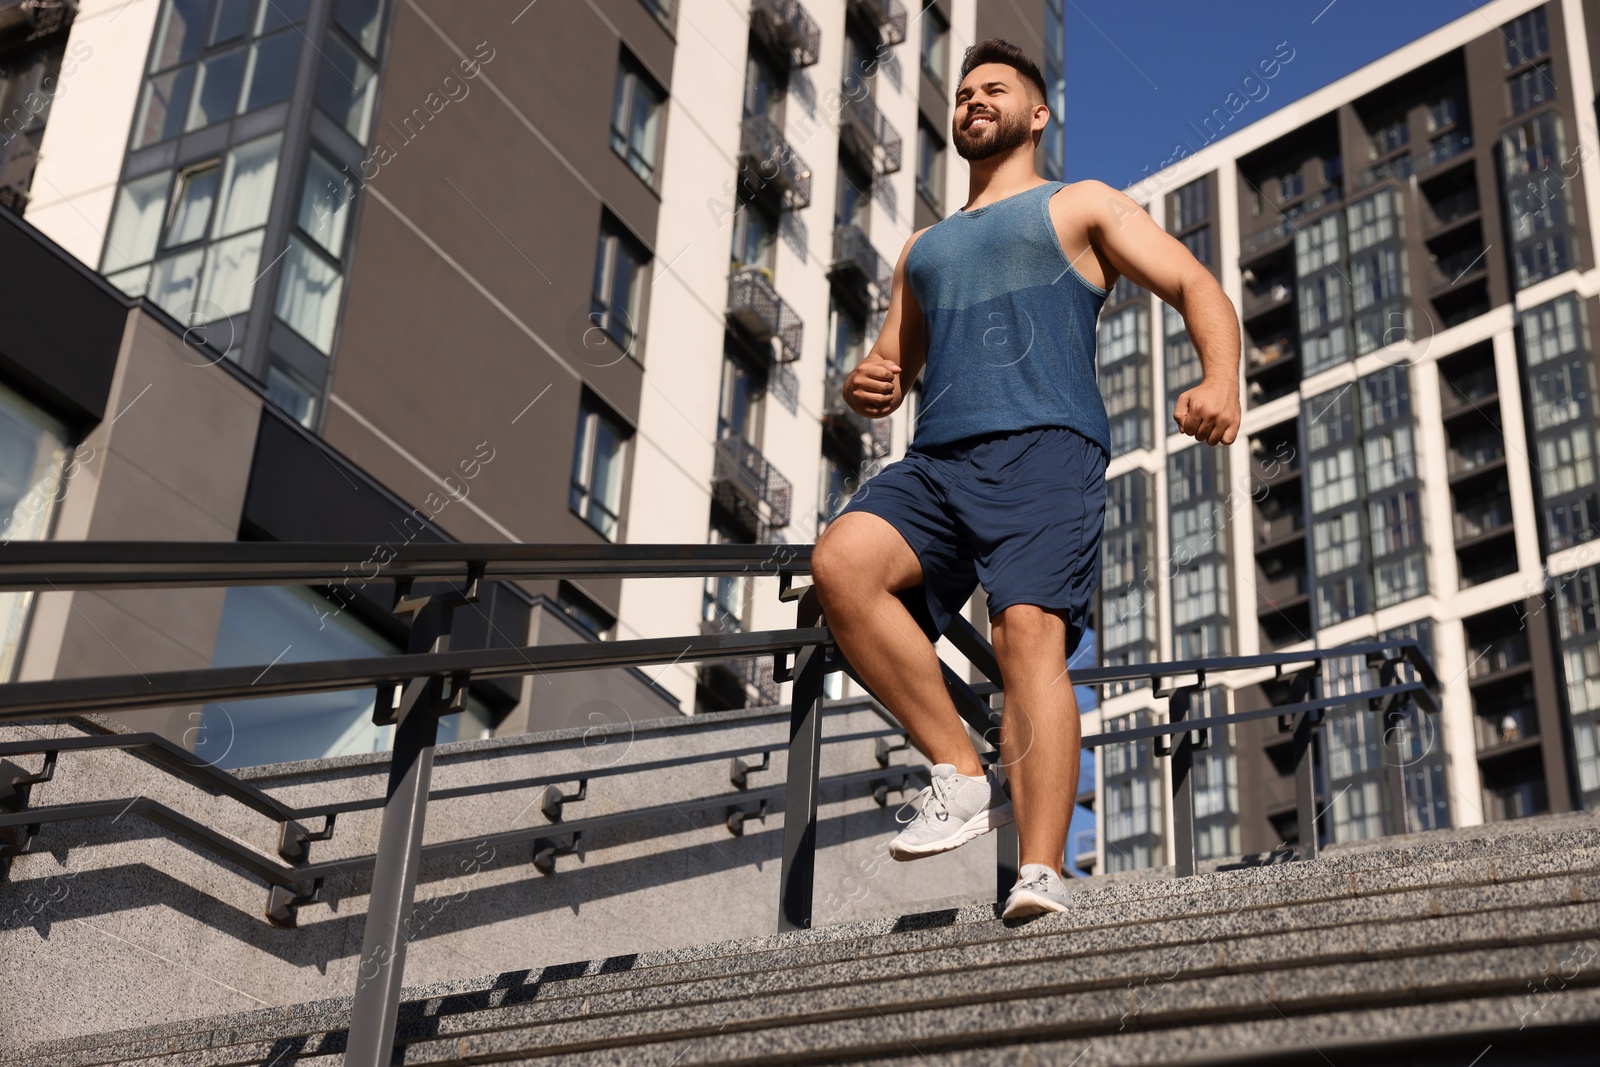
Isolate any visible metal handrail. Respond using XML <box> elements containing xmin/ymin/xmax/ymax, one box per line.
<box><xmin>0</xmin><ymin>540</ymin><xmax>1440</xmax><ymax>1067</ymax></box>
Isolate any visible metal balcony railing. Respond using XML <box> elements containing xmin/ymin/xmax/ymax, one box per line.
<box><xmin>0</xmin><ymin>540</ymin><xmax>1439</xmax><ymax>1066</ymax></box>
<box><xmin>750</xmin><ymin>0</ymin><xmax>820</xmax><ymax>68</ymax></box>
<box><xmin>1239</xmin><ymin>187</ymin><xmax>1342</xmax><ymax>257</ymax></box>
<box><xmin>727</xmin><ymin>267</ymin><xmax>804</xmax><ymax>364</ymax></box>
<box><xmin>823</xmin><ymin>370</ymin><xmax>892</xmax><ymax>460</ymax></box>
<box><xmin>1476</xmin><ymin>706</ymin><xmax>1539</xmax><ymax>751</ymax></box>
<box><xmin>1424</xmin><ymin>130</ymin><xmax>1473</xmax><ymax>170</ymax></box>
<box><xmin>738</xmin><ymin>112</ymin><xmax>813</xmax><ymax>210</ymax></box>
<box><xmin>845</xmin><ymin>0</ymin><xmax>907</xmax><ymax>46</ymax></box>
<box><xmin>829</xmin><ymin>224</ymin><xmax>892</xmax><ymax>310</ymax></box>
<box><xmin>712</xmin><ymin>433</ymin><xmax>794</xmax><ymax>535</ymax></box>
<box><xmin>839</xmin><ymin>88</ymin><xmax>903</xmax><ymax>176</ymax></box>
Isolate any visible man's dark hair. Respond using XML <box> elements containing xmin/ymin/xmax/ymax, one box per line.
<box><xmin>958</xmin><ymin>38</ymin><xmax>1047</xmax><ymax>103</ymax></box>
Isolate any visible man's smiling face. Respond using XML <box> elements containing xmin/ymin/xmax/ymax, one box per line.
<box><xmin>952</xmin><ymin>62</ymin><xmax>1042</xmax><ymax>162</ymax></box>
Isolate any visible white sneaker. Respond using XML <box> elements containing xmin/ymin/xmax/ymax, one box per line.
<box><xmin>888</xmin><ymin>764</ymin><xmax>1014</xmax><ymax>861</ymax></box>
<box><xmin>1003</xmin><ymin>862</ymin><xmax>1072</xmax><ymax>918</ymax></box>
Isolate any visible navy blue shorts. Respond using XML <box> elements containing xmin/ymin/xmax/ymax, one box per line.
<box><xmin>836</xmin><ymin>425</ymin><xmax>1108</xmax><ymax>656</ymax></box>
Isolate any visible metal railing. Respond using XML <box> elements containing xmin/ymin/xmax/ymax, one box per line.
<box><xmin>727</xmin><ymin>267</ymin><xmax>804</xmax><ymax>364</ymax></box>
<box><xmin>830</xmin><ymin>224</ymin><xmax>892</xmax><ymax>310</ymax></box>
<box><xmin>738</xmin><ymin>112</ymin><xmax>813</xmax><ymax>210</ymax></box>
<box><xmin>839</xmin><ymin>87</ymin><xmax>903</xmax><ymax>176</ymax></box>
<box><xmin>845</xmin><ymin>0</ymin><xmax>907</xmax><ymax>46</ymax></box>
<box><xmin>750</xmin><ymin>0</ymin><xmax>820</xmax><ymax>68</ymax></box>
<box><xmin>0</xmin><ymin>540</ymin><xmax>1440</xmax><ymax>1067</ymax></box>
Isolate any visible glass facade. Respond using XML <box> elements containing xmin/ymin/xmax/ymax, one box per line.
<box><xmin>1098</xmin><ymin>288</ymin><xmax>1153</xmax><ymax>458</ymax></box>
<box><xmin>1100</xmin><ymin>469</ymin><xmax>1158</xmax><ymax>693</ymax></box>
<box><xmin>101</xmin><ymin>0</ymin><xmax>393</xmax><ymax>430</ymax></box>
<box><xmin>1168</xmin><ymin>445</ymin><xmax>1230</xmax><ymax>659</ymax></box>
<box><xmin>1102</xmin><ymin>709</ymin><xmax>1162</xmax><ymax>872</ymax></box>
<box><xmin>1518</xmin><ymin>294</ymin><xmax>1600</xmax><ymax>552</ymax></box>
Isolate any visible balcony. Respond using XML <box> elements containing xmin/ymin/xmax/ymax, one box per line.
<box><xmin>823</xmin><ymin>370</ymin><xmax>893</xmax><ymax>460</ymax></box>
<box><xmin>1475</xmin><ymin>706</ymin><xmax>1539</xmax><ymax>753</ymax></box>
<box><xmin>1454</xmin><ymin>497</ymin><xmax>1514</xmax><ymax>544</ymax></box>
<box><xmin>1354</xmin><ymin>152</ymin><xmax>1413</xmax><ymax>190</ymax></box>
<box><xmin>1467</xmin><ymin>634</ymin><xmax>1530</xmax><ymax>683</ymax></box>
<box><xmin>727</xmin><ymin>267</ymin><xmax>804</xmax><ymax>363</ymax></box>
<box><xmin>1422</xmin><ymin>130</ymin><xmax>1473</xmax><ymax>173</ymax></box>
<box><xmin>750</xmin><ymin>0</ymin><xmax>820</xmax><ymax>69</ymax></box>
<box><xmin>840</xmin><ymin>88</ymin><xmax>903</xmax><ymax>176</ymax></box>
<box><xmin>712</xmin><ymin>433</ymin><xmax>793</xmax><ymax>539</ymax></box>
<box><xmin>738</xmin><ymin>113</ymin><xmax>813</xmax><ymax>210</ymax></box>
<box><xmin>1430</xmin><ymin>244</ymin><xmax>1489</xmax><ymax>290</ymax></box>
<box><xmin>829</xmin><ymin>224</ymin><xmax>891</xmax><ymax>311</ymax></box>
<box><xmin>1447</xmin><ymin>433</ymin><xmax>1505</xmax><ymax>481</ymax></box>
<box><xmin>1239</xmin><ymin>187</ymin><xmax>1342</xmax><ymax>258</ymax></box>
<box><xmin>845</xmin><ymin>0</ymin><xmax>907</xmax><ymax>46</ymax></box>
<box><xmin>1439</xmin><ymin>364</ymin><xmax>1498</xmax><ymax>418</ymax></box>
<box><xmin>1256</xmin><ymin>568</ymin><xmax>1309</xmax><ymax>613</ymax></box>
<box><xmin>1425</xmin><ymin>186</ymin><xmax>1480</xmax><ymax>233</ymax></box>
<box><xmin>1246</xmin><ymin>340</ymin><xmax>1296</xmax><ymax>373</ymax></box>
<box><xmin>1240</xmin><ymin>271</ymin><xmax>1294</xmax><ymax>323</ymax></box>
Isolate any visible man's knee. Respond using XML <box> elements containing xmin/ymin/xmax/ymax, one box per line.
<box><xmin>991</xmin><ymin>604</ymin><xmax>1068</xmax><ymax>663</ymax></box>
<box><xmin>811</xmin><ymin>514</ymin><xmax>913</xmax><ymax>611</ymax></box>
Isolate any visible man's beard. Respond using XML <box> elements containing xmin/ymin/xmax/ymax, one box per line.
<box><xmin>953</xmin><ymin>108</ymin><xmax>1031</xmax><ymax>161</ymax></box>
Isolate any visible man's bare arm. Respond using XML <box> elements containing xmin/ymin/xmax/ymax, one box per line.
<box><xmin>843</xmin><ymin>229</ymin><xmax>929</xmax><ymax>418</ymax></box>
<box><xmin>1078</xmin><ymin>181</ymin><xmax>1242</xmax><ymax>447</ymax></box>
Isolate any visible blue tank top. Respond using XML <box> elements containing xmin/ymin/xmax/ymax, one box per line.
<box><xmin>905</xmin><ymin>180</ymin><xmax>1110</xmax><ymax>456</ymax></box>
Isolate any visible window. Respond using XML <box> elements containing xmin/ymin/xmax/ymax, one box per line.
<box><xmin>828</xmin><ymin>297</ymin><xmax>865</xmax><ymax>380</ymax></box>
<box><xmin>732</xmin><ymin>200</ymin><xmax>778</xmax><ymax>273</ymax></box>
<box><xmin>1538</xmin><ymin>425</ymin><xmax>1598</xmax><ymax>496</ymax></box>
<box><xmin>1522</xmin><ymin>294</ymin><xmax>1584</xmax><ymax>365</ymax></box>
<box><xmin>1180</xmin><ymin>226</ymin><xmax>1211</xmax><ymax>265</ymax></box>
<box><xmin>1346</xmin><ymin>189</ymin><xmax>1400</xmax><ymax>253</ymax></box>
<box><xmin>1426</xmin><ymin>95</ymin><xmax>1458</xmax><ymax>132</ymax></box>
<box><xmin>836</xmin><ymin>154</ymin><xmax>871</xmax><ymax>230</ymax></box>
<box><xmin>105</xmin><ymin>133</ymin><xmax>283</xmax><ymax>328</ymax></box>
<box><xmin>1368</xmin><ymin>490</ymin><xmax>1423</xmax><ymax>556</ymax></box>
<box><xmin>133</xmin><ymin>0</ymin><xmax>306</xmax><ymax>149</ymax></box>
<box><xmin>1503</xmin><ymin>7</ymin><xmax>1549</xmax><ymax>68</ymax></box>
<box><xmin>743</xmin><ymin>48</ymin><xmax>784</xmax><ymax>122</ymax></box>
<box><xmin>0</xmin><ymin>382</ymin><xmax>70</xmax><ymax>682</ymax></box>
<box><xmin>1297</xmin><ymin>273</ymin><xmax>1345</xmax><ymax>334</ymax></box>
<box><xmin>1528</xmin><ymin>358</ymin><xmax>1589</xmax><ymax>431</ymax></box>
<box><xmin>570</xmin><ymin>395</ymin><xmax>630</xmax><ymax>539</ymax></box>
<box><xmin>1167</xmin><ymin>175</ymin><xmax>1210</xmax><ymax>231</ymax></box>
<box><xmin>610</xmin><ymin>52</ymin><xmax>664</xmax><ymax>184</ymax></box>
<box><xmin>1278</xmin><ymin>167</ymin><xmax>1303</xmax><ymax>202</ymax></box>
<box><xmin>296</xmin><ymin>149</ymin><xmax>353</xmax><ymax>257</ymax></box>
<box><xmin>1510</xmin><ymin>61</ymin><xmax>1555</xmax><ymax>115</ymax></box>
<box><xmin>1515</xmin><ymin>233</ymin><xmax>1572</xmax><ymax>288</ymax></box>
<box><xmin>194</xmin><ymin>583</ymin><xmax>492</xmax><ymax>768</ymax></box>
<box><xmin>265</xmin><ymin>360</ymin><xmax>319</xmax><ymax>428</ymax></box>
<box><xmin>1309</xmin><ymin>449</ymin><xmax>1359</xmax><ymax>512</ymax></box>
<box><xmin>557</xmin><ymin>581</ymin><xmax>615</xmax><ymax>640</ymax></box>
<box><xmin>591</xmin><ymin>218</ymin><xmax>650</xmax><ymax>354</ymax></box>
<box><xmin>275</xmin><ymin>235</ymin><xmax>344</xmax><ymax>352</ymax></box>
<box><xmin>916</xmin><ymin>121</ymin><xmax>944</xmax><ymax>212</ymax></box>
<box><xmin>1294</xmin><ymin>213</ymin><xmax>1341</xmax><ymax>275</ymax></box>
<box><xmin>1313</xmin><ymin>509</ymin><xmax>1363</xmax><ymax>575</ymax></box>
<box><xmin>920</xmin><ymin>8</ymin><xmax>948</xmax><ymax>88</ymax></box>
<box><xmin>314</xmin><ymin>33</ymin><xmax>379</xmax><ymax>144</ymax></box>
<box><xmin>718</xmin><ymin>349</ymin><xmax>764</xmax><ymax>442</ymax></box>
<box><xmin>1097</xmin><ymin>303</ymin><xmax>1148</xmax><ymax>364</ymax></box>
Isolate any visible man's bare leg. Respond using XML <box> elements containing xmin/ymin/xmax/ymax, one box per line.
<box><xmin>811</xmin><ymin>512</ymin><xmax>984</xmax><ymax>777</ymax></box>
<box><xmin>990</xmin><ymin>604</ymin><xmax>1081</xmax><ymax>871</ymax></box>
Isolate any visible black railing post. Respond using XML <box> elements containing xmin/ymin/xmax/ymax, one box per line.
<box><xmin>1168</xmin><ymin>685</ymin><xmax>1198</xmax><ymax>878</ymax></box>
<box><xmin>344</xmin><ymin>587</ymin><xmax>466</xmax><ymax>1067</ymax></box>
<box><xmin>1292</xmin><ymin>667</ymin><xmax>1322</xmax><ymax>862</ymax></box>
<box><xmin>777</xmin><ymin>639</ymin><xmax>826</xmax><ymax>932</ymax></box>
<box><xmin>992</xmin><ymin>763</ymin><xmax>1018</xmax><ymax>905</ymax></box>
<box><xmin>1374</xmin><ymin>655</ymin><xmax>1410</xmax><ymax>838</ymax></box>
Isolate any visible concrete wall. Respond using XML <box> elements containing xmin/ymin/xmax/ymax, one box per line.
<box><xmin>15</xmin><ymin>305</ymin><xmax>265</xmax><ymax>739</ymax></box>
<box><xmin>0</xmin><ymin>699</ymin><xmax>992</xmax><ymax>1048</ymax></box>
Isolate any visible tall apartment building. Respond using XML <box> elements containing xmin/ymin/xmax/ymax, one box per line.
<box><xmin>0</xmin><ymin>0</ymin><xmax>1065</xmax><ymax>766</ymax></box>
<box><xmin>1088</xmin><ymin>0</ymin><xmax>1600</xmax><ymax>875</ymax></box>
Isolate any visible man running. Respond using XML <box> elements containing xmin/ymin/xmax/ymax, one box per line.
<box><xmin>811</xmin><ymin>38</ymin><xmax>1241</xmax><ymax>918</ymax></box>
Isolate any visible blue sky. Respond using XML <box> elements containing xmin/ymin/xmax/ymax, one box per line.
<box><xmin>1061</xmin><ymin>1</ymin><xmax>1488</xmax><ymax>187</ymax></box>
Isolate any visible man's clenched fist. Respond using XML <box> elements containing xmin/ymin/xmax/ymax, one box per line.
<box><xmin>844</xmin><ymin>359</ymin><xmax>901</xmax><ymax>418</ymax></box>
<box><xmin>1173</xmin><ymin>376</ymin><xmax>1242</xmax><ymax>446</ymax></box>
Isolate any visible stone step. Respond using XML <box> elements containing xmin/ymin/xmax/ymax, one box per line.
<box><xmin>13</xmin><ymin>814</ymin><xmax>1600</xmax><ymax>1067</ymax></box>
<box><xmin>384</xmin><ymin>939</ymin><xmax>1600</xmax><ymax>1065</ymax></box>
<box><xmin>45</xmin><ymin>860</ymin><xmax>1600</xmax><ymax>1067</ymax></box>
